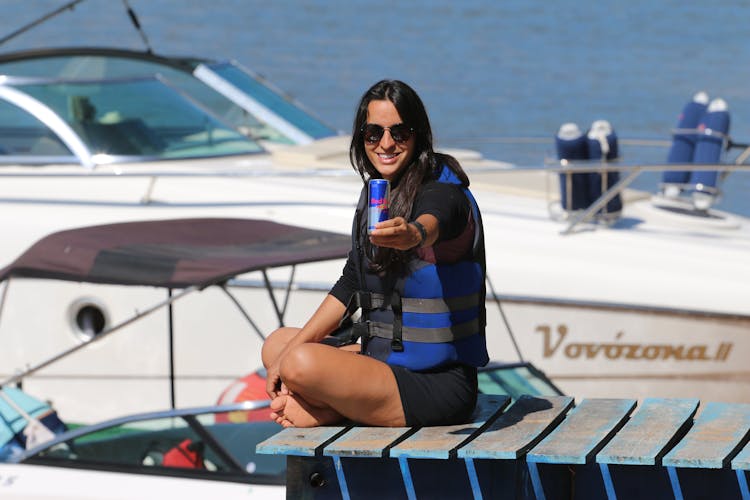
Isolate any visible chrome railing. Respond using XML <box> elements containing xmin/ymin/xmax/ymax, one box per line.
<box><xmin>554</xmin><ymin>161</ymin><xmax>750</xmax><ymax>234</ymax></box>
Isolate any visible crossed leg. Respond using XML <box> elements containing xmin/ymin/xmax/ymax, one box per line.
<box><xmin>261</xmin><ymin>327</ymin><xmax>405</xmax><ymax>427</ymax></box>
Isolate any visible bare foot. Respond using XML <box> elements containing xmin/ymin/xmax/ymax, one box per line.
<box><xmin>269</xmin><ymin>394</ymin><xmax>342</xmax><ymax>428</ymax></box>
<box><xmin>269</xmin><ymin>396</ymin><xmax>291</xmax><ymax>426</ymax></box>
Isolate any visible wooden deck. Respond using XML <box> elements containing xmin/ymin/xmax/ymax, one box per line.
<box><xmin>257</xmin><ymin>394</ymin><xmax>750</xmax><ymax>499</ymax></box>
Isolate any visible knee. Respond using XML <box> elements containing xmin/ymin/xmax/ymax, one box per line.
<box><xmin>261</xmin><ymin>327</ymin><xmax>298</xmax><ymax>368</ymax></box>
<box><xmin>279</xmin><ymin>343</ymin><xmax>320</xmax><ymax>389</ymax></box>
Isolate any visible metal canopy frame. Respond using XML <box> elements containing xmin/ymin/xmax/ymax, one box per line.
<box><xmin>0</xmin><ymin>262</ymin><xmax>306</xmax><ymax>410</ymax></box>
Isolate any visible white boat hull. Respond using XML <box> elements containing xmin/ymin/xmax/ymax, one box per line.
<box><xmin>485</xmin><ymin>298</ymin><xmax>750</xmax><ymax>403</ymax></box>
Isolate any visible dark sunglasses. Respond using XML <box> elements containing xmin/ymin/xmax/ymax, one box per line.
<box><xmin>362</xmin><ymin>123</ymin><xmax>415</xmax><ymax>144</ymax></box>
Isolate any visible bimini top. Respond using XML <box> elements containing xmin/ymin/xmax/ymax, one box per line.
<box><xmin>0</xmin><ymin>218</ymin><xmax>349</xmax><ymax>289</ymax></box>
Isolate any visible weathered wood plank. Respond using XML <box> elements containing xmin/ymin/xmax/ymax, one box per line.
<box><xmin>389</xmin><ymin>394</ymin><xmax>511</xmax><ymax>459</ymax></box>
<box><xmin>457</xmin><ymin>395</ymin><xmax>574</xmax><ymax>460</ymax></box>
<box><xmin>256</xmin><ymin>425</ymin><xmax>350</xmax><ymax>457</ymax></box>
<box><xmin>731</xmin><ymin>439</ymin><xmax>750</xmax><ymax>470</ymax></box>
<box><xmin>323</xmin><ymin>427</ymin><xmax>412</xmax><ymax>458</ymax></box>
<box><xmin>663</xmin><ymin>402</ymin><xmax>750</xmax><ymax>469</ymax></box>
<box><xmin>597</xmin><ymin>398</ymin><xmax>699</xmax><ymax>466</ymax></box>
<box><xmin>527</xmin><ymin>398</ymin><xmax>636</xmax><ymax>465</ymax></box>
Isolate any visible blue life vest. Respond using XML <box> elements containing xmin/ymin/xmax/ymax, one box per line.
<box><xmin>348</xmin><ymin>165</ymin><xmax>489</xmax><ymax>371</ymax></box>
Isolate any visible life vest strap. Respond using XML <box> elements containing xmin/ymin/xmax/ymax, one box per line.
<box><xmin>348</xmin><ymin>292</ymin><xmax>480</xmax><ymax>315</ymax></box>
<box><xmin>402</xmin><ymin>293</ymin><xmax>481</xmax><ymax>314</ymax></box>
<box><xmin>359</xmin><ymin>318</ymin><xmax>480</xmax><ymax>343</ymax></box>
<box><xmin>344</xmin><ymin>291</ymin><xmax>387</xmax><ymax>316</ymax></box>
<box><xmin>390</xmin><ymin>290</ymin><xmax>404</xmax><ymax>352</ymax></box>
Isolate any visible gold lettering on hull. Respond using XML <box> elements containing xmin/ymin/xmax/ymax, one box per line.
<box><xmin>536</xmin><ymin>324</ymin><xmax>733</xmax><ymax>362</ymax></box>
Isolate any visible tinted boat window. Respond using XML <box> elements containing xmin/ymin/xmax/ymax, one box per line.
<box><xmin>195</xmin><ymin>415</ymin><xmax>285</xmax><ymax>480</ymax></box>
<box><xmin>36</xmin><ymin>416</ymin><xmax>210</xmax><ymax>468</ymax></box>
<box><xmin>0</xmin><ymin>99</ymin><xmax>72</xmax><ymax>158</ymax></box>
<box><xmin>14</xmin><ymin>77</ymin><xmax>263</xmax><ymax>158</ymax></box>
<box><xmin>8</xmin><ymin>56</ymin><xmax>273</xmax><ymax>143</ymax></box>
<box><xmin>28</xmin><ymin>409</ymin><xmax>285</xmax><ymax>484</ymax></box>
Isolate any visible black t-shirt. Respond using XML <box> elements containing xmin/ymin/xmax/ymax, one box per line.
<box><xmin>415</xmin><ymin>180</ymin><xmax>470</xmax><ymax>241</ymax></box>
<box><xmin>330</xmin><ymin>180</ymin><xmax>470</xmax><ymax>304</ymax></box>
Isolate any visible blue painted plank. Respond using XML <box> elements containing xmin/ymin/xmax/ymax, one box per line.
<box><xmin>527</xmin><ymin>398</ymin><xmax>636</xmax><ymax>465</ymax></box>
<box><xmin>599</xmin><ymin>463</ymin><xmax>617</xmax><ymax>499</ymax></box>
<box><xmin>390</xmin><ymin>394</ymin><xmax>511</xmax><ymax>459</ymax></box>
<box><xmin>256</xmin><ymin>425</ymin><xmax>349</xmax><ymax>457</ymax></box>
<box><xmin>597</xmin><ymin>398</ymin><xmax>699</xmax><ymax>466</ymax></box>
<box><xmin>737</xmin><ymin>470</ymin><xmax>750</xmax><ymax>500</ymax></box>
<box><xmin>324</xmin><ymin>426</ymin><xmax>412</xmax><ymax>458</ymax></box>
<box><xmin>331</xmin><ymin>456</ymin><xmax>351</xmax><ymax>500</ymax></box>
<box><xmin>667</xmin><ymin>466</ymin><xmax>684</xmax><ymax>500</ymax></box>
<box><xmin>464</xmin><ymin>458</ymin><xmax>483</xmax><ymax>499</ymax></box>
<box><xmin>528</xmin><ymin>461</ymin><xmax>546</xmax><ymax>500</ymax></box>
<box><xmin>732</xmin><ymin>440</ymin><xmax>750</xmax><ymax>470</ymax></box>
<box><xmin>663</xmin><ymin>401</ymin><xmax>750</xmax><ymax>469</ymax></box>
<box><xmin>457</xmin><ymin>395</ymin><xmax>574</xmax><ymax>460</ymax></box>
<box><xmin>398</xmin><ymin>456</ymin><xmax>418</xmax><ymax>500</ymax></box>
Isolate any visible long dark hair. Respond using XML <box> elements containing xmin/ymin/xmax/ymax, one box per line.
<box><xmin>349</xmin><ymin>79</ymin><xmax>469</xmax><ymax>273</ymax></box>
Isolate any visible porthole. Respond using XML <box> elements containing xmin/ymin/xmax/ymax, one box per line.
<box><xmin>68</xmin><ymin>298</ymin><xmax>109</xmax><ymax>342</ymax></box>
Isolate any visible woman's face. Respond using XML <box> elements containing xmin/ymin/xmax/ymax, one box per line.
<box><xmin>364</xmin><ymin>99</ymin><xmax>416</xmax><ymax>181</ymax></box>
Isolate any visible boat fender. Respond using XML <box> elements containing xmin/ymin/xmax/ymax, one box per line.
<box><xmin>555</xmin><ymin>122</ymin><xmax>590</xmax><ymax>210</ymax></box>
<box><xmin>662</xmin><ymin>91</ymin><xmax>709</xmax><ymax>195</ymax></box>
<box><xmin>586</xmin><ymin>120</ymin><xmax>622</xmax><ymax>215</ymax></box>
<box><xmin>690</xmin><ymin>98</ymin><xmax>730</xmax><ymax>210</ymax></box>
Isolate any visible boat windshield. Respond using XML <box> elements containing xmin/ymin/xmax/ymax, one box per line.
<box><xmin>1</xmin><ymin>76</ymin><xmax>263</xmax><ymax>162</ymax></box>
<box><xmin>0</xmin><ymin>52</ymin><xmax>337</xmax><ymax>146</ymax></box>
<box><xmin>202</xmin><ymin>61</ymin><xmax>337</xmax><ymax>141</ymax></box>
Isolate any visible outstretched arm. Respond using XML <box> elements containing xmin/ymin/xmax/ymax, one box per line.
<box><xmin>369</xmin><ymin>214</ymin><xmax>438</xmax><ymax>250</ymax></box>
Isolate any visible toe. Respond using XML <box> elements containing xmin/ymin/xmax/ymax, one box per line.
<box><xmin>270</xmin><ymin>395</ymin><xmax>286</xmax><ymax>411</ymax></box>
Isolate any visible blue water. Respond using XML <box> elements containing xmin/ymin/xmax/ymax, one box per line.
<box><xmin>3</xmin><ymin>0</ymin><xmax>749</xmax><ymax>214</ymax></box>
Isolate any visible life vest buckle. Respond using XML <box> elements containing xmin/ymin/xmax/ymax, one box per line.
<box><xmin>391</xmin><ymin>337</ymin><xmax>404</xmax><ymax>352</ymax></box>
<box><xmin>352</xmin><ymin>321</ymin><xmax>370</xmax><ymax>340</ymax></box>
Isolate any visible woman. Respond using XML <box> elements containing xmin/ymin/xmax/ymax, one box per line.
<box><xmin>262</xmin><ymin>79</ymin><xmax>488</xmax><ymax>428</ymax></box>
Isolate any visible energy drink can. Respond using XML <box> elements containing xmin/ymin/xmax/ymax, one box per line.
<box><xmin>367</xmin><ymin>179</ymin><xmax>390</xmax><ymax>233</ymax></box>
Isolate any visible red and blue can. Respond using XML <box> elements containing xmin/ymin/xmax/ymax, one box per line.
<box><xmin>367</xmin><ymin>179</ymin><xmax>390</xmax><ymax>233</ymax></box>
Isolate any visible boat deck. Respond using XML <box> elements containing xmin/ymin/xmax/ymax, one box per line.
<box><xmin>257</xmin><ymin>394</ymin><xmax>750</xmax><ymax>499</ymax></box>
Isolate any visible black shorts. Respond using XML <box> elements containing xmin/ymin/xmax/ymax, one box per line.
<box><xmin>390</xmin><ymin>363</ymin><xmax>478</xmax><ymax>427</ymax></box>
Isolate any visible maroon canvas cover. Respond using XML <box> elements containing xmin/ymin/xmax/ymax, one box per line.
<box><xmin>0</xmin><ymin>218</ymin><xmax>349</xmax><ymax>289</ymax></box>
